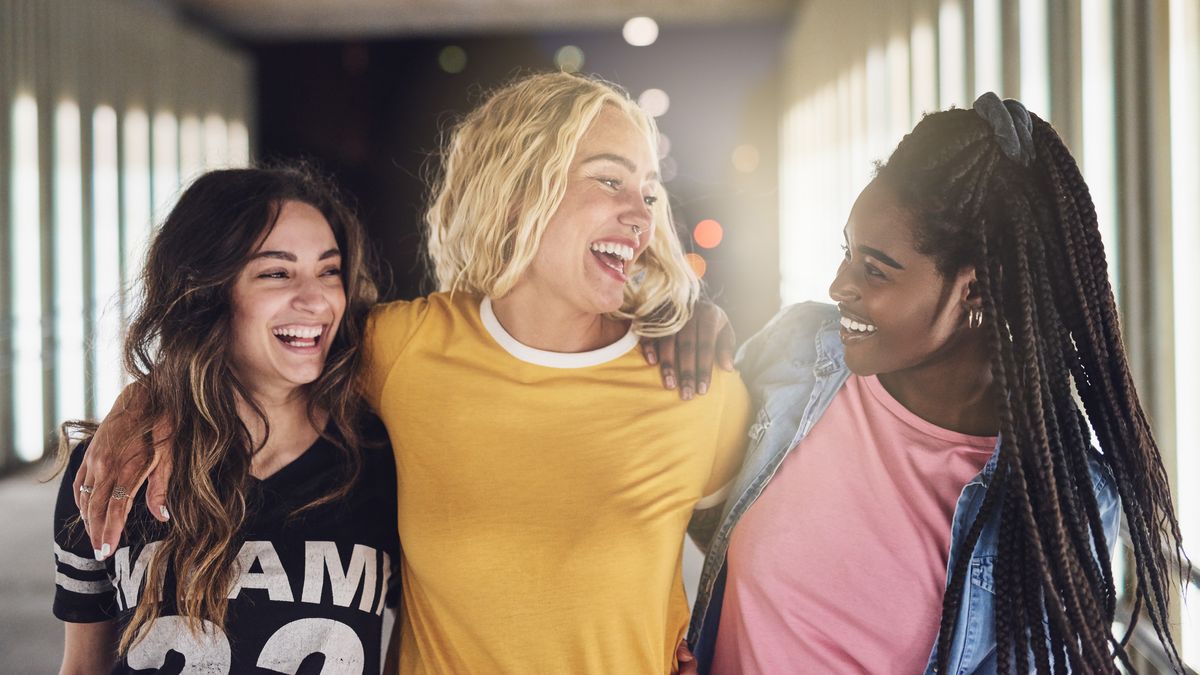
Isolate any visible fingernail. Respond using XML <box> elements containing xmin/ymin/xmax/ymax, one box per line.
<box><xmin>698</xmin><ymin>382</ymin><xmax>708</xmax><ymax>395</ymax></box>
<box><xmin>646</xmin><ymin>352</ymin><xmax>657</xmax><ymax>365</ymax></box>
<box><xmin>665</xmin><ymin>373</ymin><xmax>676</xmax><ymax>389</ymax></box>
<box><xmin>100</xmin><ymin>543</ymin><xmax>110</xmax><ymax>559</ymax></box>
<box><xmin>682</xmin><ymin>386</ymin><xmax>694</xmax><ymax>400</ymax></box>
<box><xmin>94</xmin><ymin>549</ymin><xmax>103</xmax><ymax>561</ymax></box>
<box><xmin>160</xmin><ymin>505</ymin><xmax>170</xmax><ymax>520</ymax></box>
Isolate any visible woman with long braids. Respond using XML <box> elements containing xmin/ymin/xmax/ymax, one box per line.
<box><xmin>53</xmin><ymin>165</ymin><xmax>400</xmax><ymax>673</ymax></box>
<box><xmin>689</xmin><ymin>93</ymin><xmax>1185</xmax><ymax>673</ymax></box>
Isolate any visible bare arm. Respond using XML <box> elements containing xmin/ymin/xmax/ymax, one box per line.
<box><xmin>60</xmin><ymin>620</ymin><xmax>118</xmax><ymax>675</ymax></box>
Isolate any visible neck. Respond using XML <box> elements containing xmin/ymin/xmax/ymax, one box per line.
<box><xmin>875</xmin><ymin>335</ymin><xmax>1000</xmax><ymax>437</ymax></box>
<box><xmin>236</xmin><ymin>385</ymin><xmax>324</xmax><ymax>479</ymax></box>
<box><xmin>490</xmin><ymin>287</ymin><xmax>628</xmax><ymax>353</ymax></box>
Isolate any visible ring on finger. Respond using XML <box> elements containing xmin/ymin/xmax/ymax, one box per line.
<box><xmin>79</xmin><ymin>485</ymin><xmax>94</xmax><ymax>495</ymax></box>
<box><xmin>111</xmin><ymin>485</ymin><xmax>131</xmax><ymax>501</ymax></box>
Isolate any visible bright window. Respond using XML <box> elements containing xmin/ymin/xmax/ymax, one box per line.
<box><xmin>122</xmin><ymin>109</ymin><xmax>151</xmax><ymax>321</ymax></box>
<box><xmin>92</xmin><ymin>106</ymin><xmax>123</xmax><ymax>414</ymax></box>
<box><xmin>11</xmin><ymin>94</ymin><xmax>44</xmax><ymax>461</ymax></box>
<box><xmin>910</xmin><ymin>14</ymin><xmax>939</xmax><ymax>120</ymax></box>
<box><xmin>204</xmin><ymin>114</ymin><xmax>228</xmax><ymax>169</ymax></box>
<box><xmin>180</xmin><ymin>115</ymin><xmax>204</xmax><ymax>185</ymax></box>
<box><xmin>1081</xmin><ymin>0</ymin><xmax>1119</xmax><ymax>288</ymax></box>
<box><xmin>1019</xmin><ymin>0</ymin><xmax>1051</xmax><ymax>117</ymax></box>
<box><xmin>229</xmin><ymin>120</ymin><xmax>250</xmax><ymax>167</ymax></box>
<box><xmin>938</xmin><ymin>0</ymin><xmax>967</xmax><ymax>108</ymax></box>
<box><xmin>1171</xmin><ymin>0</ymin><xmax>1200</xmax><ymax>666</ymax></box>
<box><xmin>54</xmin><ymin>100</ymin><xmax>86</xmax><ymax>422</ymax></box>
<box><xmin>974</xmin><ymin>0</ymin><xmax>1004</xmax><ymax>96</ymax></box>
<box><xmin>153</xmin><ymin>111</ymin><xmax>179</xmax><ymax>223</ymax></box>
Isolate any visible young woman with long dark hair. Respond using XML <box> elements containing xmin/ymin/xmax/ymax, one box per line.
<box><xmin>53</xmin><ymin>165</ymin><xmax>399</xmax><ymax>674</ymax></box>
<box><xmin>690</xmin><ymin>94</ymin><xmax>1186</xmax><ymax>673</ymax></box>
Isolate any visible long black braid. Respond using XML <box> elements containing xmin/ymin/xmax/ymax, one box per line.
<box><xmin>875</xmin><ymin>108</ymin><xmax>1187</xmax><ymax>673</ymax></box>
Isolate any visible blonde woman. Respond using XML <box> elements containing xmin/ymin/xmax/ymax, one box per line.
<box><xmin>74</xmin><ymin>72</ymin><xmax>749</xmax><ymax>674</ymax></box>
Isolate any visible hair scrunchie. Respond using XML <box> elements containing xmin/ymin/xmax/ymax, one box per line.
<box><xmin>972</xmin><ymin>91</ymin><xmax>1035</xmax><ymax>166</ymax></box>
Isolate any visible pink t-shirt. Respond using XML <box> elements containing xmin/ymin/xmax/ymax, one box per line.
<box><xmin>712</xmin><ymin>374</ymin><xmax>995</xmax><ymax>675</ymax></box>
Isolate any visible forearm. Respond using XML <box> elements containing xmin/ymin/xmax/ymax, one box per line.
<box><xmin>60</xmin><ymin>620</ymin><xmax>118</xmax><ymax>675</ymax></box>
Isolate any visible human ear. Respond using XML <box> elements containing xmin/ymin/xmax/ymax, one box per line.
<box><xmin>960</xmin><ymin>268</ymin><xmax>983</xmax><ymax>312</ymax></box>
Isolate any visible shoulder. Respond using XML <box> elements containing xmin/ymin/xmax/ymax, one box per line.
<box><xmin>736</xmin><ymin>302</ymin><xmax>841</xmax><ymax>378</ymax></box>
<box><xmin>757</xmin><ymin>301</ymin><xmax>839</xmax><ymax>342</ymax></box>
<box><xmin>367</xmin><ymin>292</ymin><xmax>479</xmax><ymax>336</ymax></box>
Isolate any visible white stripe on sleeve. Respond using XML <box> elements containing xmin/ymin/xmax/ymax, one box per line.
<box><xmin>54</xmin><ymin>543</ymin><xmax>106</xmax><ymax>571</ymax></box>
<box><xmin>55</xmin><ymin>571</ymin><xmax>113</xmax><ymax>595</ymax></box>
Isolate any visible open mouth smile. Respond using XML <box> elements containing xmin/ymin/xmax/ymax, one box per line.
<box><xmin>271</xmin><ymin>324</ymin><xmax>326</xmax><ymax>351</ymax></box>
<box><xmin>837</xmin><ymin>306</ymin><xmax>878</xmax><ymax>343</ymax></box>
<box><xmin>589</xmin><ymin>240</ymin><xmax>636</xmax><ymax>281</ymax></box>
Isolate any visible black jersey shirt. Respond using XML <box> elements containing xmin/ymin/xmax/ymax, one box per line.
<box><xmin>52</xmin><ymin>424</ymin><xmax>400</xmax><ymax>675</ymax></box>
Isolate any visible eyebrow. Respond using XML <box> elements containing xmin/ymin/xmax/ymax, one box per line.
<box><xmin>250</xmin><ymin>248</ymin><xmax>341</xmax><ymax>263</ymax></box>
<box><xmin>581</xmin><ymin>153</ymin><xmax>660</xmax><ymax>182</ymax></box>
<box><xmin>857</xmin><ymin>245</ymin><xmax>905</xmax><ymax>270</ymax></box>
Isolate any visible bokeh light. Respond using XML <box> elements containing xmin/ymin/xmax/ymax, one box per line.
<box><xmin>623</xmin><ymin>17</ymin><xmax>659</xmax><ymax>46</ymax></box>
<box><xmin>660</xmin><ymin>156</ymin><xmax>678</xmax><ymax>182</ymax></box>
<box><xmin>554</xmin><ymin>45</ymin><xmax>585</xmax><ymax>72</ymax></box>
<box><xmin>438</xmin><ymin>46</ymin><xmax>467</xmax><ymax>74</ymax></box>
<box><xmin>731</xmin><ymin>144</ymin><xmax>760</xmax><ymax>173</ymax></box>
<box><xmin>693</xmin><ymin>219</ymin><xmax>724</xmax><ymax>249</ymax></box>
<box><xmin>657</xmin><ymin>133</ymin><xmax>671</xmax><ymax>159</ymax></box>
<box><xmin>685</xmin><ymin>252</ymin><xmax>707</xmax><ymax>278</ymax></box>
<box><xmin>638</xmin><ymin>88</ymin><xmax>670</xmax><ymax>117</ymax></box>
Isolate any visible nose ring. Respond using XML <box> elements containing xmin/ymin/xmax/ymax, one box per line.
<box><xmin>631</xmin><ymin>224</ymin><xmax>642</xmax><ymax>238</ymax></box>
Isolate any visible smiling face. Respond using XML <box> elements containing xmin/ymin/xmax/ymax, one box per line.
<box><xmin>513</xmin><ymin>105</ymin><xmax>661</xmax><ymax>316</ymax></box>
<box><xmin>829</xmin><ymin>179</ymin><xmax>979</xmax><ymax>376</ymax></box>
<box><xmin>228</xmin><ymin>200</ymin><xmax>346</xmax><ymax>400</ymax></box>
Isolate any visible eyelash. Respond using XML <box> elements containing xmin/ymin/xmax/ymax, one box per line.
<box><xmin>597</xmin><ymin>177</ymin><xmax>659</xmax><ymax>207</ymax></box>
<box><xmin>257</xmin><ymin>267</ymin><xmax>341</xmax><ymax>280</ymax></box>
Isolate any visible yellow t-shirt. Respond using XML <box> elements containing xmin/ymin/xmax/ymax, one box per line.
<box><xmin>364</xmin><ymin>292</ymin><xmax>750</xmax><ymax>674</ymax></box>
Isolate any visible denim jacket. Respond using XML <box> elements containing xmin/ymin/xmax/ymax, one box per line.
<box><xmin>689</xmin><ymin>302</ymin><xmax>1122</xmax><ymax>674</ymax></box>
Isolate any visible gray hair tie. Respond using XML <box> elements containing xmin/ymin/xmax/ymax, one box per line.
<box><xmin>972</xmin><ymin>92</ymin><xmax>1035</xmax><ymax>166</ymax></box>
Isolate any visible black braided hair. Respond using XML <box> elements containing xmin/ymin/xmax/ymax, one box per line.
<box><xmin>874</xmin><ymin>108</ymin><xmax>1187</xmax><ymax>673</ymax></box>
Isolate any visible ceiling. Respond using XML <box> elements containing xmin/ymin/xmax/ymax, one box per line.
<box><xmin>173</xmin><ymin>0</ymin><xmax>798</xmax><ymax>39</ymax></box>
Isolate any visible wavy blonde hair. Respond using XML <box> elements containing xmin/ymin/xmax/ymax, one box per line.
<box><xmin>425</xmin><ymin>71</ymin><xmax>699</xmax><ymax>337</ymax></box>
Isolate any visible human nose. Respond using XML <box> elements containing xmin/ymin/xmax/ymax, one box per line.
<box><xmin>291</xmin><ymin>275</ymin><xmax>332</xmax><ymax>313</ymax></box>
<box><xmin>619</xmin><ymin>190</ymin><xmax>653</xmax><ymax>235</ymax></box>
<box><xmin>828</xmin><ymin>259</ymin><xmax>858</xmax><ymax>303</ymax></box>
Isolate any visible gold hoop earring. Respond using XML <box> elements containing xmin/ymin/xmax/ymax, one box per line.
<box><xmin>968</xmin><ymin>308</ymin><xmax>984</xmax><ymax>329</ymax></box>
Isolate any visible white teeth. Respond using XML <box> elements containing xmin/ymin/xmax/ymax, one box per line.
<box><xmin>839</xmin><ymin>316</ymin><xmax>877</xmax><ymax>333</ymax></box>
<box><xmin>272</xmin><ymin>326</ymin><xmax>324</xmax><ymax>339</ymax></box>
<box><xmin>590</xmin><ymin>241</ymin><xmax>634</xmax><ymax>262</ymax></box>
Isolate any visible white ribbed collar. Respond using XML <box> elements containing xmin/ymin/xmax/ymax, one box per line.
<box><xmin>479</xmin><ymin>297</ymin><xmax>639</xmax><ymax>369</ymax></box>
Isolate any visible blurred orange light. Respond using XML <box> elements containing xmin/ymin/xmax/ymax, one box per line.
<box><xmin>685</xmin><ymin>253</ymin><xmax>707</xmax><ymax>278</ymax></box>
<box><xmin>693</xmin><ymin>219</ymin><xmax>724</xmax><ymax>249</ymax></box>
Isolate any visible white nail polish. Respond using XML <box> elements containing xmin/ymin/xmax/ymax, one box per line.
<box><xmin>160</xmin><ymin>505</ymin><xmax>170</xmax><ymax>520</ymax></box>
<box><xmin>94</xmin><ymin>549</ymin><xmax>103</xmax><ymax>561</ymax></box>
<box><xmin>100</xmin><ymin>543</ymin><xmax>111</xmax><ymax>559</ymax></box>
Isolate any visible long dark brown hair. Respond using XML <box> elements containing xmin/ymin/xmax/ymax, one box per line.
<box><xmin>875</xmin><ymin>108</ymin><xmax>1186</xmax><ymax>672</ymax></box>
<box><xmin>63</xmin><ymin>164</ymin><xmax>379</xmax><ymax>652</ymax></box>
